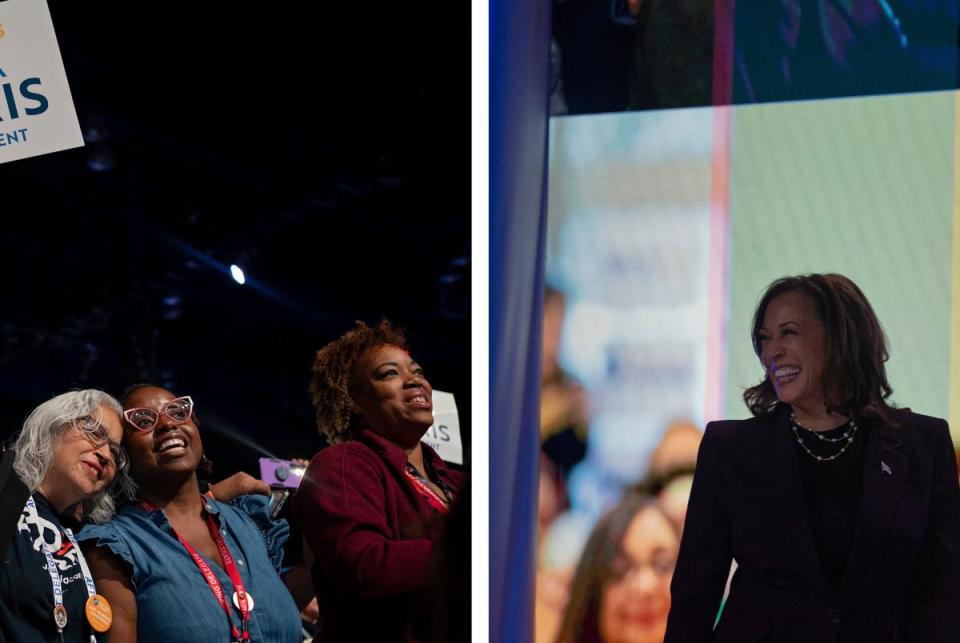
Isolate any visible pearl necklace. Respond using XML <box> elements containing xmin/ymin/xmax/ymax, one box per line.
<box><xmin>790</xmin><ymin>414</ymin><xmax>858</xmax><ymax>462</ymax></box>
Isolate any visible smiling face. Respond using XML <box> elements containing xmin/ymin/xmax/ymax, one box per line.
<box><xmin>599</xmin><ymin>507</ymin><xmax>678</xmax><ymax>643</ymax></box>
<box><xmin>122</xmin><ymin>387</ymin><xmax>203</xmax><ymax>485</ymax></box>
<box><xmin>351</xmin><ymin>344</ymin><xmax>434</xmax><ymax>448</ymax></box>
<box><xmin>758</xmin><ymin>290</ymin><xmax>828</xmax><ymax>417</ymax></box>
<box><xmin>39</xmin><ymin>404</ymin><xmax>123</xmax><ymax>511</ymax></box>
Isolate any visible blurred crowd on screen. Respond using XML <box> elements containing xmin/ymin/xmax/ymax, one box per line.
<box><xmin>536</xmin><ymin>287</ymin><xmax>704</xmax><ymax>643</ymax></box>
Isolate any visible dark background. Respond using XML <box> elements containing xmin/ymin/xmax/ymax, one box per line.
<box><xmin>0</xmin><ymin>2</ymin><xmax>471</xmax><ymax>479</ymax></box>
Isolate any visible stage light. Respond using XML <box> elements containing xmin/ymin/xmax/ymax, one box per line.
<box><xmin>230</xmin><ymin>264</ymin><xmax>246</xmax><ymax>285</ymax></box>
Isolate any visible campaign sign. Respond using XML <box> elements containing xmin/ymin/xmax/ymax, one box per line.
<box><xmin>0</xmin><ymin>0</ymin><xmax>83</xmax><ymax>164</ymax></box>
<box><xmin>424</xmin><ymin>390</ymin><xmax>463</xmax><ymax>465</ymax></box>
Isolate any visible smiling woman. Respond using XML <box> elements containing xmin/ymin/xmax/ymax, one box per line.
<box><xmin>77</xmin><ymin>386</ymin><xmax>306</xmax><ymax>643</ymax></box>
<box><xmin>0</xmin><ymin>389</ymin><xmax>123</xmax><ymax>643</ymax></box>
<box><xmin>291</xmin><ymin>319</ymin><xmax>466</xmax><ymax>643</ymax></box>
<box><xmin>665</xmin><ymin>273</ymin><xmax>960</xmax><ymax>641</ymax></box>
<box><xmin>557</xmin><ymin>493</ymin><xmax>678</xmax><ymax>643</ymax></box>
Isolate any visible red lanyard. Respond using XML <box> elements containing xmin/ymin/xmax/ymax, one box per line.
<box><xmin>140</xmin><ymin>499</ymin><xmax>251</xmax><ymax>642</ymax></box>
<box><xmin>403</xmin><ymin>464</ymin><xmax>451</xmax><ymax>515</ymax></box>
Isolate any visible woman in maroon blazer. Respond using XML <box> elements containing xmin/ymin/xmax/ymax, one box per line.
<box><xmin>665</xmin><ymin>274</ymin><xmax>960</xmax><ymax>642</ymax></box>
<box><xmin>291</xmin><ymin>320</ymin><xmax>464</xmax><ymax>643</ymax></box>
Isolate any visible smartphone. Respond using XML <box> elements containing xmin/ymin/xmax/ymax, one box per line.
<box><xmin>259</xmin><ymin>457</ymin><xmax>305</xmax><ymax>489</ymax></box>
<box><xmin>268</xmin><ymin>488</ymin><xmax>291</xmax><ymax>520</ymax></box>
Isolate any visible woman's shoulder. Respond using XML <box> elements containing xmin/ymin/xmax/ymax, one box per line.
<box><xmin>705</xmin><ymin>412</ymin><xmax>777</xmax><ymax>441</ymax></box>
<box><xmin>311</xmin><ymin>437</ymin><xmax>390</xmax><ymax>472</ymax></box>
<box><xmin>296</xmin><ymin>442</ymin><xmax>391</xmax><ymax>505</ymax></box>
<box><xmin>0</xmin><ymin>447</ymin><xmax>28</xmax><ymax>542</ymax></box>
<box><xmin>217</xmin><ymin>494</ymin><xmax>288</xmax><ymax>532</ymax></box>
<box><xmin>881</xmin><ymin>408</ymin><xmax>951</xmax><ymax>444</ymax></box>
<box><xmin>216</xmin><ymin>495</ymin><xmax>290</xmax><ymax>571</ymax></box>
<box><xmin>77</xmin><ymin>508</ymin><xmax>145</xmax><ymax>585</ymax></box>
<box><xmin>893</xmin><ymin>408</ymin><xmax>947</xmax><ymax>429</ymax></box>
<box><xmin>78</xmin><ymin>504</ymin><xmax>149</xmax><ymax>540</ymax></box>
<box><xmin>317</xmin><ymin>438</ymin><xmax>375</xmax><ymax>456</ymax></box>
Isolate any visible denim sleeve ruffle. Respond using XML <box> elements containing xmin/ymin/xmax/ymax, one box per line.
<box><xmin>76</xmin><ymin>523</ymin><xmax>140</xmax><ymax>589</ymax></box>
<box><xmin>230</xmin><ymin>494</ymin><xmax>290</xmax><ymax>573</ymax></box>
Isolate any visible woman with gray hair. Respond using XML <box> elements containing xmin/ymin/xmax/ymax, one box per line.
<box><xmin>0</xmin><ymin>389</ymin><xmax>125</xmax><ymax>643</ymax></box>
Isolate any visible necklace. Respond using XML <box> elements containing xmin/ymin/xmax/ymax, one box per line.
<box><xmin>790</xmin><ymin>413</ymin><xmax>855</xmax><ymax>442</ymax></box>
<box><xmin>790</xmin><ymin>414</ymin><xmax>858</xmax><ymax>462</ymax></box>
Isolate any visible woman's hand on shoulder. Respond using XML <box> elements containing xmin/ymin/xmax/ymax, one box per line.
<box><xmin>210</xmin><ymin>472</ymin><xmax>271</xmax><ymax>501</ymax></box>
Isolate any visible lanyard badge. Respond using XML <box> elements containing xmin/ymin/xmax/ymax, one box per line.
<box><xmin>25</xmin><ymin>496</ymin><xmax>113</xmax><ymax>637</ymax></box>
<box><xmin>403</xmin><ymin>464</ymin><xmax>453</xmax><ymax>514</ymax></box>
<box><xmin>140</xmin><ymin>498</ymin><xmax>253</xmax><ymax>642</ymax></box>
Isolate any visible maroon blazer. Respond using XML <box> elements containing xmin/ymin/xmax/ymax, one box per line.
<box><xmin>665</xmin><ymin>405</ymin><xmax>960</xmax><ymax>642</ymax></box>
<box><xmin>291</xmin><ymin>429</ymin><xmax>464</xmax><ymax>642</ymax></box>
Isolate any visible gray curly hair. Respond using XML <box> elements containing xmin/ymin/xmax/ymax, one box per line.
<box><xmin>13</xmin><ymin>389</ymin><xmax>123</xmax><ymax>524</ymax></box>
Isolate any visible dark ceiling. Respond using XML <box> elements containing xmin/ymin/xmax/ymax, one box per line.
<box><xmin>0</xmin><ymin>2</ymin><xmax>471</xmax><ymax>476</ymax></box>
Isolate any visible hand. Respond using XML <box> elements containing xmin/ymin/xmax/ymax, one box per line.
<box><xmin>210</xmin><ymin>472</ymin><xmax>271</xmax><ymax>501</ymax></box>
<box><xmin>300</xmin><ymin>597</ymin><xmax>320</xmax><ymax>624</ymax></box>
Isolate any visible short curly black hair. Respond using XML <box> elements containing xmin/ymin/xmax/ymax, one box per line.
<box><xmin>309</xmin><ymin>319</ymin><xmax>408</xmax><ymax>444</ymax></box>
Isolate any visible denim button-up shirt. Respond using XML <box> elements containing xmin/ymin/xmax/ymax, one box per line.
<box><xmin>78</xmin><ymin>494</ymin><xmax>301</xmax><ymax>643</ymax></box>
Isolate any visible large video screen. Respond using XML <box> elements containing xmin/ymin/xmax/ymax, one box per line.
<box><xmin>549</xmin><ymin>93</ymin><xmax>955</xmax><ymax>431</ymax></box>
<box><xmin>536</xmin><ymin>89</ymin><xmax>959</xmax><ymax>642</ymax></box>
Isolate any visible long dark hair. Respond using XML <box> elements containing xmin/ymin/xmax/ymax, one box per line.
<box><xmin>743</xmin><ymin>274</ymin><xmax>898</xmax><ymax>422</ymax></box>
<box><xmin>556</xmin><ymin>494</ymin><xmax>676</xmax><ymax>643</ymax></box>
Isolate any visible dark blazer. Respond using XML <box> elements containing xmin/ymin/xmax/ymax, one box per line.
<box><xmin>665</xmin><ymin>405</ymin><xmax>960</xmax><ymax>642</ymax></box>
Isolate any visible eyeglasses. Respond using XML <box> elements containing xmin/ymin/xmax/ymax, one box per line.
<box><xmin>73</xmin><ymin>416</ymin><xmax>127</xmax><ymax>470</ymax></box>
<box><xmin>123</xmin><ymin>396</ymin><xmax>194</xmax><ymax>432</ymax></box>
<box><xmin>609</xmin><ymin>552</ymin><xmax>676</xmax><ymax>583</ymax></box>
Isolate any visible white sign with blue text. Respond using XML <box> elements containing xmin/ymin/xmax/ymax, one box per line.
<box><xmin>0</xmin><ymin>0</ymin><xmax>83</xmax><ymax>164</ymax></box>
<box><xmin>424</xmin><ymin>390</ymin><xmax>462</xmax><ymax>465</ymax></box>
